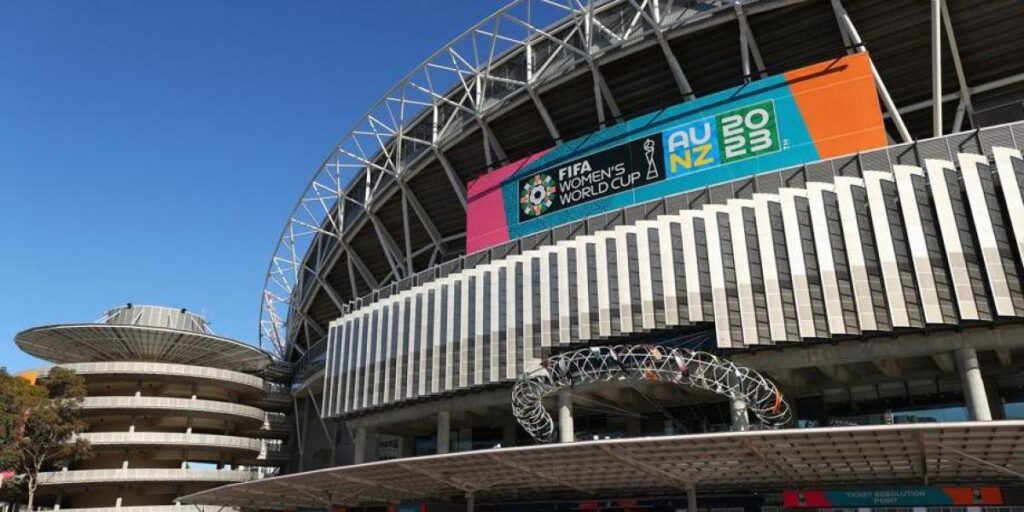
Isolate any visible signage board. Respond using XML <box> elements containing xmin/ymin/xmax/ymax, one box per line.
<box><xmin>782</xmin><ymin>487</ymin><xmax>1004</xmax><ymax>508</ymax></box>
<box><xmin>465</xmin><ymin>52</ymin><xmax>886</xmax><ymax>254</ymax></box>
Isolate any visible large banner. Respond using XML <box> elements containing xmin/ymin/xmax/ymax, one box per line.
<box><xmin>466</xmin><ymin>53</ymin><xmax>886</xmax><ymax>254</ymax></box>
<box><xmin>782</xmin><ymin>487</ymin><xmax>1004</xmax><ymax>508</ymax></box>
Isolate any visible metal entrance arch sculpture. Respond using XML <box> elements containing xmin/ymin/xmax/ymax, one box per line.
<box><xmin>512</xmin><ymin>345</ymin><xmax>792</xmax><ymax>443</ymax></box>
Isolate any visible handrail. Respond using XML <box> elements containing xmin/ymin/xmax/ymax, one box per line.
<box><xmin>81</xmin><ymin>396</ymin><xmax>266</xmax><ymax>423</ymax></box>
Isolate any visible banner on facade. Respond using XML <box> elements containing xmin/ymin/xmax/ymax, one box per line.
<box><xmin>465</xmin><ymin>52</ymin><xmax>886</xmax><ymax>254</ymax></box>
<box><xmin>782</xmin><ymin>487</ymin><xmax>1004</xmax><ymax>508</ymax></box>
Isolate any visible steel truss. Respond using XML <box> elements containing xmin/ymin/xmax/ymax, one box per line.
<box><xmin>259</xmin><ymin>0</ymin><xmax>784</xmax><ymax>359</ymax></box>
<box><xmin>512</xmin><ymin>344</ymin><xmax>792</xmax><ymax>443</ymax></box>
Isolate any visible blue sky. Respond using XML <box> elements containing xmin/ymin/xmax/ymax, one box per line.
<box><xmin>0</xmin><ymin>1</ymin><xmax>505</xmax><ymax>371</ymax></box>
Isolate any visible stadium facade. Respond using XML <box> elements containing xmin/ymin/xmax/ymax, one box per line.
<box><xmin>13</xmin><ymin>305</ymin><xmax>290</xmax><ymax>511</ymax></box>
<box><xmin>14</xmin><ymin>0</ymin><xmax>1024</xmax><ymax>510</ymax></box>
<box><xmin>185</xmin><ymin>0</ymin><xmax>1024</xmax><ymax>509</ymax></box>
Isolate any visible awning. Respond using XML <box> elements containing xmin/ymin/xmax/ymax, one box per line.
<box><xmin>179</xmin><ymin>421</ymin><xmax>1024</xmax><ymax>508</ymax></box>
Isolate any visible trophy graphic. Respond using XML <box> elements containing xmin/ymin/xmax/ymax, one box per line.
<box><xmin>643</xmin><ymin>138</ymin><xmax>658</xmax><ymax>180</ymax></box>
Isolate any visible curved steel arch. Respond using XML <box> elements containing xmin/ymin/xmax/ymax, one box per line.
<box><xmin>259</xmin><ymin>0</ymin><xmax>750</xmax><ymax>358</ymax></box>
<box><xmin>512</xmin><ymin>345</ymin><xmax>792</xmax><ymax>443</ymax></box>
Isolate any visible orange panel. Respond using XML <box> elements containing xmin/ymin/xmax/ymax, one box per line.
<box><xmin>784</xmin><ymin>52</ymin><xmax>887</xmax><ymax>159</ymax></box>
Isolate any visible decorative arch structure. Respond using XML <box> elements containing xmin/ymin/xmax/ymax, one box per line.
<box><xmin>512</xmin><ymin>345</ymin><xmax>792</xmax><ymax>443</ymax></box>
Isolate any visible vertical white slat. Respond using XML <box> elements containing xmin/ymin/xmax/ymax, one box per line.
<box><xmin>323</xmin><ymin>323</ymin><xmax>336</xmax><ymax>416</ymax></box>
<box><xmin>521</xmin><ymin>257</ymin><xmax>535</xmax><ymax>369</ymax></box>
<box><xmin>503</xmin><ymin>259</ymin><xmax>518</xmax><ymax>380</ymax></box>
<box><xmin>352</xmin><ymin>314</ymin><xmax>365</xmax><ymax>411</ymax></box>
<box><xmin>431</xmin><ymin>282</ymin><xmax>444</xmax><ymax>394</ymax></box>
<box><xmin>893</xmin><ymin>165</ymin><xmax>945</xmax><ymax>324</ymax></box>
<box><xmin>680</xmin><ymin>211</ymin><xmax>704</xmax><ymax>323</ymax></box>
<box><xmin>406</xmin><ymin>293</ymin><xmax>419</xmax><ymax>398</ymax></box>
<box><xmin>445</xmin><ymin>279</ymin><xmax>457</xmax><ymax>391</ymax></box>
<box><xmin>349</xmin><ymin>314</ymin><xmax>362</xmax><ymax>411</ymax></box>
<box><xmin>419</xmin><ymin>288</ymin><xmax>431</xmax><ymax>395</ymax></box>
<box><xmin>383</xmin><ymin>301</ymin><xmax>394</xmax><ymax>402</ymax></box>
<box><xmin>349</xmin><ymin>318</ymin><xmax>361</xmax><ymax>411</ymax></box>
<box><xmin>594</xmin><ymin>233</ymin><xmax>613</xmax><ymax>338</ymax></box>
<box><xmin>703</xmin><ymin>205</ymin><xmax>734</xmax><ymax>348</ymax></box>
<box><xmin>473</xmin><ymin>268</ymin><xmax>487</xmax><ymax>386</ymax></box>
<box><xmin>657</xmin><ymin>216</ymin><xmax>681</xmax><ymax>326</ymax></box>
<box><xmin>834</xmin><ymin>177</ymin><xmax>878</xmax><ymax>332</ymax></box>
<box><xmin>538</xmin><ymin>248</ymin><xmax>554</xmax><ymax>348</ymax></box>
<box><xmin>459</xmin><ymin>272</ymin><xmax>471</xmax><ymax>389</ymax></box>
<box><xmin>924</xmin><ymin>159</ymin><xmax>980</xmax><ymax>320</ymax></box>
<box><xmin>727</xmin><ymin>199</ymin><xmax>759</xmax><ymax>345</ymax></box>
<box><xmin>338</xmin><ymin>319</ymin><xmax>351</xmax><ymax>415</ymax></box>
<box><xmin>993</xmin><ymin>147</ymin><xmax>1024</xmax><ymax>273</ymax></box>
<box><xmin>959</xmin><ymin>152</ymin><xmax>1015</xmax><ymax>316</ymax></box>
<box><xmin>575</xmin><ymin>237</ymin><xmax>594</xmax><ymax>341</ymax></box>
<box><xmin>557</xmin><ymin>244</ymin><xmax>572</xmax><ymax>344</ymax></box>
<box><xmin>806</xmin><ymin>182</ymin><xmax>847</xmax><ymax>335</ymax></box>
<box><xmin>753</xmin><ymin>193</ymin><xmax>788</xmax><ymax>342</ymax></box>
<box><xmin>779</xmin><ymin>188</ymin><xmax>816</xmax><ymax>339</ymax></box>
<box><xmin>615</xmin><ymin>227</ymin><xmax>635</xmax><ymax>335</ymax></box>
<box><xmin>863</xmin><ymin>171</ymin><xmax>911</xmax><ymax>328</ymax></box>
<box><xmin>372</xmin><ymin>303</ymin><xmax>385</xmax><ymax>406</ymax></box>
<box><xmin>394</xmin><ymin>295</ymin><xmax>407</xmax><ymax>402</ymax></box>
<box><xmin>489</xmin><ymin>268</ymin><xmax>501</xmax><ymax>383</ymax></box>
<box><xmin>327</xmin><ymin>320</ymin><xmax>339</xmax><ymax>416</ymax></box>
<box><xmin>339</xmin><ymin>319</ymin><xmax>350</xmax><ymax>411</ymax></box>
<box><xmin>362</xmin><ymin>309</ymin><xmax>376</xmax><ymax>408</ymax></box>
<box><xmin>636</xmin><ymin>221</ymin><xmax>657</xmax><ymax>330</ymax></box>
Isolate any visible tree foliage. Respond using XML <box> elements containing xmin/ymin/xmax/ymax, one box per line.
<box><xmin>0</xmin><ymin>367</ymin><xmax>91</xmax><ymax>509</ymax></box>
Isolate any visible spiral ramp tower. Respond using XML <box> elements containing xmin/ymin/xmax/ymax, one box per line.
<box><xmin>15</xmin><ymin>305</ymin><xmax>290</xmax><ymax>512</ymax></box>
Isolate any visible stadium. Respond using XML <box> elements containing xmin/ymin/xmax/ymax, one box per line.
<box><xmin>16</xmin><ymin>0</ymin><xmax>1024</xmax><ymax>510</ymax></box>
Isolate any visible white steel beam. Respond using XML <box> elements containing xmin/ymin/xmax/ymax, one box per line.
<box><xmin>399</xmin><ymin>182</ymin><xmax>447</xmax><ymax>252</ymax></box>
<box><xmin>431</xmin><ymin>147</ymin><xmax>468</xmax><ymax>210</ymax></box>
<box><xmin>831</xmin><ymin>0</ymin><xmax>912</xmax><ymax>143</ymax></box>
<box><xmin>941</xmin><ymin>0</ymin><xmax>973</xmax><ymax>130</ymax></box>
<box><xmin>931</xmin><ymin>0</ymin><xmax>942</xmax><ymax>137</ymax></box>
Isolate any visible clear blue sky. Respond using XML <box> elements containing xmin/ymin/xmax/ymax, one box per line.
<box><xmin>0</xmin><ymin>1</ymin><xmax>505</xmax><ymax>372</ymax></box>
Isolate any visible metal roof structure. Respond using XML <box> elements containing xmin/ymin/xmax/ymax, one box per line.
<box><xmin>16</xmin><ymin>305</ymin><xmax>271</xmax><ymax>372</ymax></box>
<box><xmin>179</xmin><ymin>421</ymin><xmax>1024</xmax><ymax>508</ymax></box>
<box><xmin>260</xmin><ymin>0</ymin><xmax>1024</xmax><ymax>363</ymax></box>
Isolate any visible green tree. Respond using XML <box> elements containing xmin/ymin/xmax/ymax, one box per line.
<box><xmin>0</xmin><ymin>368</ymin><xmax>91</xmax><ymax>510</ymax></box>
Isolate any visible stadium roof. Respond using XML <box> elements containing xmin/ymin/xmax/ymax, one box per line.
<box><xmin>260</xmin><ymin>0</ymin><xmax>1024</xmax><ymax>361</ymax></box>
<box><xmin>179</xmin><ymin>421</ymin><xmax>1024</xmax><ymax>508</ymax></box>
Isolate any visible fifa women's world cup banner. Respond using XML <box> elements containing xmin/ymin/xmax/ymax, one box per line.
<box><xmin>465</xmin><ymin>53</ymin><xmax>887</xmax><ymax>254</ymax></box>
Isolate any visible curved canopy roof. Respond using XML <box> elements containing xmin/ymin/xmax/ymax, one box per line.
<box><xmin>16</xmin><ymin>305</ymin><xmax>271</xmax><ymax>372</ymax></box>
<box><xmin>180</xmin><ymin>421</ymin><xmax>1024</xmax><ymax>508</ymax></box>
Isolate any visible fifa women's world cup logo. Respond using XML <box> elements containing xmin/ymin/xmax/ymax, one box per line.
<box><xmin>520</xmin><ymin>173</ymin><xmax>557</xmax><ymax>218</ymax></box>
<box><xmin>643</xmin><ymin>137</ymin><xmax>659</xmax><ymax>180</ymax></box>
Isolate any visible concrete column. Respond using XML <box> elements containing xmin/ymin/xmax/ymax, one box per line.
<box><xmin>957</xmin><ymin>347</ymin><xmax>992</xmax><ymax>421</ymax></box>
<box><xmin>354</xmin><ymin>427</ymin><xmax>368</xmax><ymax>464</ymax></box>
<box><xmin>466</xmin><ymin>491</ymin><xmax>475</xmax><ymax>512</ymax></box>
<box><xmin>730</xmin><ymin>398</ymin><xmax>750</xmax><ymax>432</ymax></box>
<box><xmin>625</xmin><ymin>416</ymin><xmax>642</xmax><ymax>438</ymax></box>
<box><xmin>558</xmin><ymin>391</ymin><xmax>574</xmax><ymax>443</ymax></box>
<box><xmin>686</xmin><ymin>482</ymin><xmax>697</xmax><ymax>512</ymax></box>
<box><xmin>501</xmin><ymin>423</ymin><xmax>517</xmax><ymax>448</ymax></box>
<box><xmin>401</xmin><ymin>435</ymin><xmax>416</xmax><ymax>458</ymax></box>
<box><xmin>437</xmin><ymin>411</ymin><xmax>452</xmax><ymax>454</ymax></box>
<box><xmin>331</xmin><ymin>422</ymin><xmax>340</xmax><ymax>464</ymax></box>
<box><xmin>986</xmin><ymin>379</ymin><xmax>1005</xmax><ymax>420</ymax></box>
